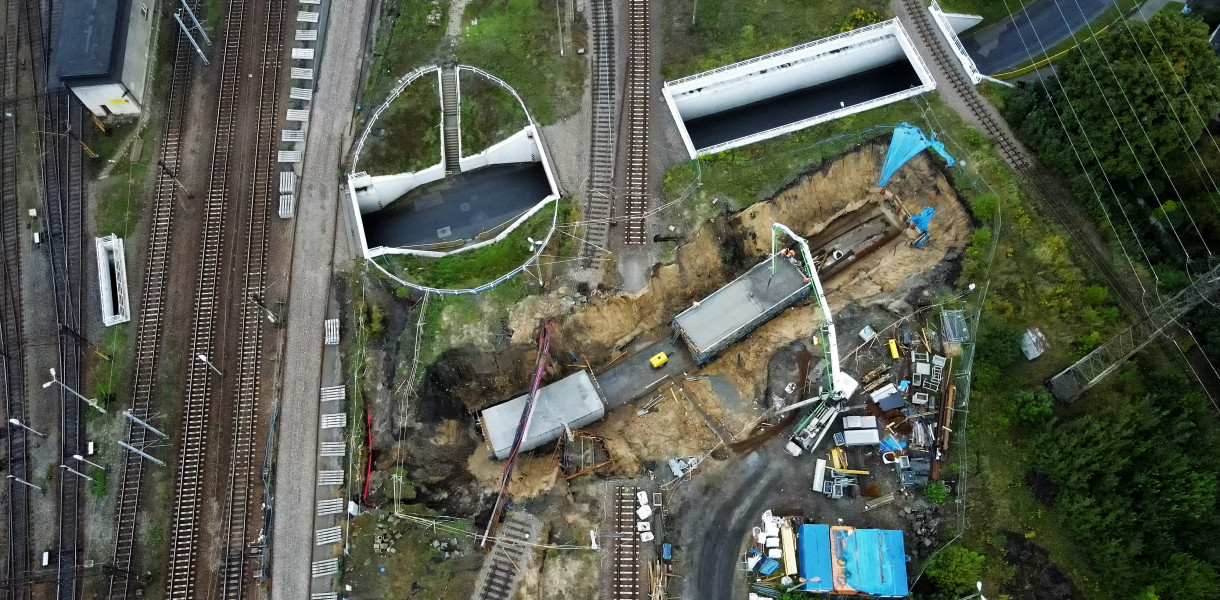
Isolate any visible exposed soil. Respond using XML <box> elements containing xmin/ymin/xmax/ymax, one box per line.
<box><xmin>362</xmin><ymin>144</ymin><xmax>974</xmax><ymax>547</ymax></box>
<box><xmin>1004</xmin><ymin>532</ymin><xmax>1086</xmax><ymax>600</ymax></box>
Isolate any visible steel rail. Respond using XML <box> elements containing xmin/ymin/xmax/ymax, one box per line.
<box><xmin>620</xmin><ymin>0</ymin><xmax>650</xmax><ymax>244</ymax></box>
<box><xmin>582</xmin><ymin>0</ymin><xmax>616</xmax><ymax>262</ymax></box>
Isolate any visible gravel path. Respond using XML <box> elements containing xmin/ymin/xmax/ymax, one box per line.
<box><xmin>267</xmin><ymin>0</ymin><xmax>373</xmax><ymax>597</ymax></box>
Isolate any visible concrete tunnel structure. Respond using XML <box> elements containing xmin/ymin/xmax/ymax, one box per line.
<box><xmin>662</xmin><ymin>19</ymin><xmax>936</xmax><ymax>158</ymax></box>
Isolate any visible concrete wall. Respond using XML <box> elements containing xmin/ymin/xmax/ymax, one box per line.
<box><xmin>662</xmin><ymin>19</ymin><xmax>936</xmax><ymax>158</ymax></box>
<box><xmin>457</xmin><ymin>126</ymin><xmax>540</xmax><ymax>172</ymax></box>
<box><xmin>71</xmin><ymin>83</ymin><xmax>141</xmax><ymax>116</ymax></box>
<box><xmin>670</xmin><ymin>34</ymin><xmax>904</xmax><ymax>120</ymax></box>
<box><xmin>121</xmin><ymin>0</ymin><xmax>157</xmax><ymax>105</ymax></box>
<box><xmin>350</xmin><ymin>164</ymin><xmax>446</xmax><ymax>213</ymax></box>
<box><xmin>929</xmin><ymin>2</ymin><xmax>983</xmax><ymax>84</ymax></box>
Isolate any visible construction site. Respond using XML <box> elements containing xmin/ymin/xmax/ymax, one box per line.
<box><xmin>343</xmin><ymin>123</ymin><xmax>976</xmax><ymax>599</ymax></box>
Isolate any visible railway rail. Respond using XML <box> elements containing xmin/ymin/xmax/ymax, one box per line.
<box><xmin>105</xmin><ymin>14</ymin><xmax>197</xmax><ymax>600</ymax></box>
<box><xmin>611</xmin><ymin>486</ymin><xmax>641</xmax><ymax>599</ymax></box>
<box><xmin>42</xmin><ymin>88</ymin><xmax>87</xmax><ymax>600</ymax></box>
<box><xmin>164</xmin><ymin>0</ymin><xmax>286</xmax><ymax>594</ymax></box>
<box><xmin>582</xmin><ymin>0</ymin><xmax>616</xmax><ymax>264</ymax></box>
<box><xmin>620</xmin><ymin>0</ymin><xmax>650</xmax><ymax>244</ymax></box>
<box><xmin>900</xmin><ymin>0</ymin><xmax>1143</xmax><ymax>317</ymax></box>
<box><xmin>2</xmin><ymin>0</ymin><xmax>32</xmax><ymax>595</ymax></box>
<box><xmin>219</xmin><ymin>0</ymin><xmax>284</xmax><ymax>595</ymax></box>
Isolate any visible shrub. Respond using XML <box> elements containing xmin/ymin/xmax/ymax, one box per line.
<box><xmin>1004</xmin><ymin>389</ymin><xmax>1054</xmax><ymax>427</ymax></box>
<box><xmin>925</xmin><ymin>480</ymin><xmax>949</xmax><ymax>504</ymax></box>
<box><xmin>926</xmin><ymin>546</ymin><xmax>986</xmax><ymax>595</ymax></box>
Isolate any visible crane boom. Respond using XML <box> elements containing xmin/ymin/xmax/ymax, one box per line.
<box><xmin>771</xmin><ymin>223</ymin><xmax>857</xmax><ymax>400</ymax></box>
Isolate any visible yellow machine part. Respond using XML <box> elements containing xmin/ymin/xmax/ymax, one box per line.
<box><xmin>649</xmin><ymin>352</ymin><xmax>669</xmax><ymax>368</ymax></box>
<box><xmin>888</xmin><ymin>339</ymin><xmax>899</xmax><ymax>359</ymax></box>
<box><xmin>830</xmin><ymin>447</ymin><xmax>848</xmax><ymax>470</ymax></box>
<box><xmin>832</xmin><ymin>468</ymin><xmax>870</xmax><ymax>476</ymax></box>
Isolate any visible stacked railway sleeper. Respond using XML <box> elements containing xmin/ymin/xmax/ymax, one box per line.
<box><xmin>611</xmin><ymin>486</ymin><xmax>642</xmax><ymax>599</ymax></box>
<box><xmin>2</xmin><ymin>0</ymin><xmax>32</xmax><ymax>594</ymax></box>
<box><xmin>105</xmin><ymin>14</ymin><xmax>196</xmax><ymax>600</ymax></box>
<box><xmin>620</xmin><ymin>0</ymin><xmax>650</xmax><ymax>244</ymax></box>
<box><xmin>583</xmin><ymin>0</ymin><xmax>615</xmax><ymax>264</ymax></box>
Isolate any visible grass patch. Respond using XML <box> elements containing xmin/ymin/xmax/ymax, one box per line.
<box><xmin>92</xmin><ymin>324</ymin><xmax>131</xmax><ymax>407</ymax></box>
<box><xmin>89</xmin><ymin>467</ymin><xmax>108</xmax><ymax>499</ymax></box>
<box><xmin>344</xmin><ymin>508</ymin><xmax>478</xmax><ymax>600</ymax></box>
<box><xmin>361</xmin><ymin>0</ymin><xmax>448</xmax><ymax>110</ymax></box>
<box><xmin>458</xmin><ymin>70</ymin><xmax>529</xmax><ymax>156</ymax></box>
<box><xmin>660</xmin><ymin>0</ymin><xmax>889</xmax><ymax>79</ymax></box>
<box><xmin>456</xmin><ymin>0</ymin><xmax>585</xmax><ymax>125</ymax></box>
<box><xmin>95</xmin><ymin>157</ymin><xmax>149</xmax><ymax>238</ymax></box>
<box><xmin>357</xmin><ymin>75</ymin><xmax>442</xmax><ymax>176</ymax></box>
<box><xmin>376</xmin><ymin>200</ymin><xmax>560</xmax><ymax>289</ymax></box>
<box><xmin>935</xmin><ymin>0</ymin><xmax>1037</xmax><ymax>25</ymax></box>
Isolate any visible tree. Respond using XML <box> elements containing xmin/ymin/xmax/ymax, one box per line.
<box><xmin>1011</xmin><ymin>14</ymin><xmax>1220</xmax><ymax>180</ymax></box>
<box><xmin>925</xmin><ymin>546</ymin><xmax>986</xmax><ymax>595</ymax></box>
<box><xmin>1004</xmin><ymin>389</ymin><xmax>1054</xmax><ymax>427</ymax></box>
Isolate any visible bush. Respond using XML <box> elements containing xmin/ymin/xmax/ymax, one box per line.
<box><xmin>970</xmin><ymin>193</ymin><xmax>998</xmax><ymax>224</ymax></box>
<box><xmin>925</xmin><ymin>480</ymin><xmax>949</xmax><ymax>504</ymax></box>
<box><xmin>1004</xmin><ymin>389</ymin><xmax>1054</xmax><ymax>427</ymax></box>
<box><xmin>926</xmin><ymin>546</ymin><xmax>986</xmax><ymax>595</ymax></box>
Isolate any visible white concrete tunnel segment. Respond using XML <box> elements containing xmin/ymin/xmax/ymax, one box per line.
<box><xmin>662</xmin><ymin>19</ymin><xmax>936</xmax><ymax>158</ymax></box>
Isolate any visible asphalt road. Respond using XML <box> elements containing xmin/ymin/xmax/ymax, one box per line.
<box><xmin>362</xmin><ymin>162</ymin><xmax>551</xmax><ymax>247</ymax></box>
<box><xmin>683</xmin><ymin>61</ymin><xmax>922</xmax><ymax>150</ymax></box>
<box><xmin>961</xmin><ymin>0</ymin><xmax>1120</xmax><ymax>74</ymax></box>
<box><xmin>596</xmin><ymin>338</ymin><xmax>695</xmax><ymax>408</ymax></box>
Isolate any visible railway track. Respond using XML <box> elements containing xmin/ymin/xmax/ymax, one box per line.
<box><xmin>218</xmin><ymin>0</ymin><xmax>284</xmax><ymax>595</ymax></box>
<box><xmin>620</xmin><ymin>0</ymin><xmax>650</xmax><ymax>245</ymax></box>
<box><xmin>611</xmin><ymin>486</ymin><xmax>641</xmax><ymax>599</ymax></box>
<box><xmin>164</xmin><ymin>0</ymin><xmax>286</xmax><ymax>594</ymax></box>
<box><xmin>105</xmin><ymin>13</ymin><xmax>197</xmax><ymax>600</ymax></box>
<box><xmin>163</xmin><ymin>0</ymin><xmax>250</xmax><ymax>592</ymax></box>
<box><xmin>2</xmin><ymin>0</ymin><xmax>32</xmax><ymax>595</ymax></box>
<box><xmin>582</xmin><ymin>0</ymin><xmax>615</xmax><ymax>264</ymax></box>
<box><xmin>42</xmin><ymin>88</ymin><xmax>87</xmax><ymax>600</ymax></box>
<box><xmin>900</xmin><ymin>0</ymin><xmax>1143</xmax><ymax>317</ymax></box>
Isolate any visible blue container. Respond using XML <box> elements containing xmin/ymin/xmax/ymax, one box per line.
<box><xmin>662</xmin><ymin>543</ymin><xmax>673</xmax><ymax>561</ymax></box>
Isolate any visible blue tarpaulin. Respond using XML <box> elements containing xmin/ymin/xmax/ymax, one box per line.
<box><xmin>832</xmin><ymin>528</ymin><xmax>909</xmax><ymax>597</ymax></box>
<box><xmin>798</xmin><ymin>525</ymin><xmax>834</xmax><ymax>593</ymax></box>
<box><xmin>876</xmin><ymin>122</ymin><xmax>955</xmax><ymax>187</ymax></box>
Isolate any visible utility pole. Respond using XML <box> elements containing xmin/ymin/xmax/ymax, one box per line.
<box><xmin>1049</xmin><ymin>262</ymin><xmax>1220</xmax><ymax>402</ymax></box>
<box><xmin>157</xmin><ymin>159</ymin><xmax>193</xmax><ymax>198</ymax></box>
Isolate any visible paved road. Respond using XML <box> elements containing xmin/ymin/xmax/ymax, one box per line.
<box><xmin>961</xmin><ymin>0</ymin><xmax>1120</xmax><ymax>74</ymax></box>
<box><xmin>267</xmin><ymin>0</ymin><xmax>373</xmax><ymax>597</ymax></box>
<box><xmin>595</xmin><ymin>338</ymin><xmax>694</xmax><ymax>408</ymax></box>
<box><xmin>362</xmin><ymin>162</ymin><xmax>550</xmax><ymax>247</ymax></box>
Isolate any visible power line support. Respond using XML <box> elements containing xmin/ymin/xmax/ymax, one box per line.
<box><xmin>1049</xmin><ymin>262</ymin><xmax>1220</xmax><ymax>402</ymax></box>
<box><xmin>118</xmin><ymin>441</ymin><xmax>166</xmax><ymax>467</ymax></box>
<box><xmin>174</xmin><ymin>5</ymin><xmax>210</xmax><ymax>66</ymax></box>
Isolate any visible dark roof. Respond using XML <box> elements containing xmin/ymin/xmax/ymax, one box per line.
<box><xmin>55</xmin><ymin>0</ymin><xmax>125</xmax><ymax>80</ymax></box>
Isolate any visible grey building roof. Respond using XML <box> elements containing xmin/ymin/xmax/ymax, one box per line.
<box><xmin>480</xmin><ymin>370</ymin><xmax>607</xmax><ymax>460</ymax></box>
<box><xmin>54</xmin><ymin>0</ymin><xmax>126</xmax><ymax>81</ymax></box>
<box><xmin>673</xmin><ymin>257</ymin><xmax>809</xmax><ymax>362</ymax></box>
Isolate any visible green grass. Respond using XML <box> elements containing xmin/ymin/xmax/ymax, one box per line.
<box><xmin>95</xmin><ymin>158</ymin><xmax>149</xmax><ymax>239</ymax></box>
<box><xmin>89</xmin><ymin>467</ymin><xmax>109</xmax><ymax>499</ymax></box>
<box><xmin>458</xmin><ymin>70</ymin><xmax>529</xmax><ymax>157</ymax></box>
<box><xmin>92</xmin><ymin>324</ymin><xmax>131</xmax><ymax>406</ymax></box>
<box><xmin>357</xmin><ymin>75</ymin><xmax>442</xmax><ymax>176</ymax></box>
<box><xmin>344</xmin><ymin>509</ymin><xmax>476</xmax><ymax>600</ymax></box>
<box><xmin>361</xmin><ymin>0</ymin><xmax>449</xmax><ymax>110</ymax></box>
<box><xmin>455</xmin><ymin>0</ymin><xmax>585</xmax><ymax>125</ymax></box>
<box><xmin>660</xmin><ymin>0</ymin><xmax>889</xmax><ymax>79</ymax></box>
<box><xmin>376</xmin><ymin>200</ymin><xmax>560</xmax><ymax>289</ymax></box>
<box><xmin>935</xmin><ymin>0</ymin><xmax>1037</xmax><ymax>26</ymax></box>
